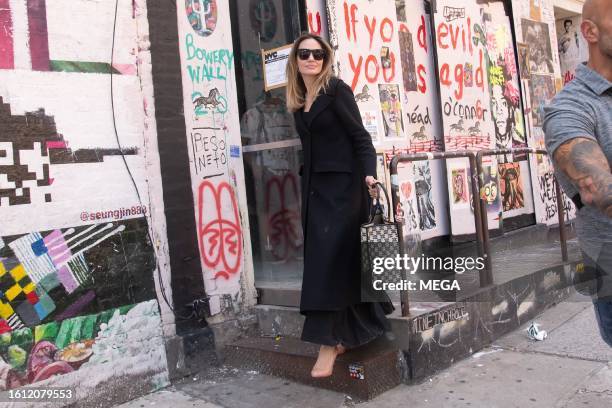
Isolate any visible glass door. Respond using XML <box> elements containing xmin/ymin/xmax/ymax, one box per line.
<box><xmin>230</xmin><ymin>0</ymin><xmax>306</xmax><ymax>306</ymax></box>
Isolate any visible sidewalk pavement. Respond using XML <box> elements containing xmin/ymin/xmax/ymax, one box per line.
<box><xmin>115</xmin><ymin>295</ymin><xmax>612</xmax><ymax>408</ymax></box>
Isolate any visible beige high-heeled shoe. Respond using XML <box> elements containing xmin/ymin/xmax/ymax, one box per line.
<box><xmin>311</xmin><ymin>345</ymin><xmax>340</xmax><ymax>378</ymax></box>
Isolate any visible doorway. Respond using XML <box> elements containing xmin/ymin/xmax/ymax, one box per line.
<box><xmin>230</xmin><ymin>0</ymin><xmax>307</xmax><ymax>306</ymax></box>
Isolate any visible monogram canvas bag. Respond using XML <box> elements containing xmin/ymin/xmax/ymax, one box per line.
<box><xmin>360</xmin><ymin>182</ymin><xmax>402</xmax><ymax>308</ymax></box>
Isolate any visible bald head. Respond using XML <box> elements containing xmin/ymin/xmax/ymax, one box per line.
<box><xmin>583</xmin><ymin>0</ymin><xmax>607</xmax><ymax>25</ymax></box>
<box><xmin>581</xmin><ymin>0</ymin><xmax>612</xmax><ymax>69</ymax></box>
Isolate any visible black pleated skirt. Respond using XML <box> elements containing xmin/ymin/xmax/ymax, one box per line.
<box><xmin>300</xmin><ymin>302</ymin><xmax>393</xmax><ymax>348</ymax></box>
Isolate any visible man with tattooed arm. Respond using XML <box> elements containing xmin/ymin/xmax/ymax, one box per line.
<box><xmin>544</xmin><ymin>0</ymin><xmax>612</xmax><ymax>347</ymax></box>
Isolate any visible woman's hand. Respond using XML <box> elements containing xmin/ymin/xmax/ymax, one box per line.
<box><xmin>365</xmin><ymin>176</ymin><xmax>378</xmax><ymax>199</ymax></box>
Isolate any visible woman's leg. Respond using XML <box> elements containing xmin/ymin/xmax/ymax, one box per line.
<box><xmin>311</xmin><ymin>344</ymin><xmax>341</xmax><ymax>377</ymax></box>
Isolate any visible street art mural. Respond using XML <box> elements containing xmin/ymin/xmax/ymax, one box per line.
<box><xmin>327</xmin><ymin>0</ymin><xmax>449</xmax><ymax>241</ymax></box>
<box><xmin>0</xmin><ymin>0</ymin><xmax>168</xmax><ymax>394</ymax></box>
<box><xmin>484</xmin><ymin>8</ymin><xmax>527</xmax><ymax>154</ymax></box>
<box><xmin>483</xmin><ymin>3</ymin><xmax>534</xmax><ymax>223</ymax></box>
<box><xmin>0</xmin><ymin>101</ymin><xmax>137</xmax><ymax>207</ymax></box>
<box><xmin>186</xmin><ymin>0</ymin><xmax>218</xmax><ymax>37</ymax></box>
<box><xmin>0</xmin><ymin>299</ymin><xmax>166</xmax><ymax>393</ymax></box>
<box><xmin>433</xmin><ymin>0</ymin><xmax>497</xmax><ymax>236</ymax></box>
<box><xmin>512</xmin><ymin>0</ymin><xmax>576</xmax><ymax>225</ymax></box>
<box><xmin>178</xmin><ymin>0</ymin><xmax>248</xmax><ymax>301</ymax></box>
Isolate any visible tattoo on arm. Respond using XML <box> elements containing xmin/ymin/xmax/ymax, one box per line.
<box><xmin>554</xmin><ymin>138</ymin><xmax>612</xmax><ymax>217</ymax></box>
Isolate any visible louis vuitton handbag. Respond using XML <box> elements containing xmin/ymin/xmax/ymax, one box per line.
<box><xmin>360</xmin><ymin>182</ymin><xmax>401</xmax><ymax>312</ymax></box>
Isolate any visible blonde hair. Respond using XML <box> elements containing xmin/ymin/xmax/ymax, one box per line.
<box><xmin>286</xmin><ymin>33</ymin><xmax>334</xmax><ymax>112</ymax></box>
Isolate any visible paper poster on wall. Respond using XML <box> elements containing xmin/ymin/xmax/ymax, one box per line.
<box><xmin>397</xmin><ymin>163</ymin><xmax>421</xmax><ymax>255</ymax></box>
<box><xmin>499</xmin><ymin>162</ymin><xmax>525</xmax><ymax>211</ymax></box>
<box><xmin>451</xmin><ymin>168</ymin><xmax>469</xmax><ymax>206</ymax></box>
<box><xmin>262</xmin><ymin>44</ymin><xmax>292</xmax><ymax>90</ymax></box>
<box><xmin>529</xmin><ymin>74</ymin><xmax>555</xmax><ymax>127</ymax></box>
<box><xmin>361</xmin><ymin>110</ymin><xmax>380</xmax><ymax>140</ymax></box>
<box><xmin>379</xmin><ymin>84</ymin><xmax>404</xmax><ymax>138</ymax></box>
<box><xmin>517</xmin><ymin>43</ymin><xmax>531</xmax><ymax>80</ymax></box>
<box><xmin>522</xmin><ymin>19</ymin><xmax>555</xmax><ymax>75</ymax></box>
<box><xmin>556</xmin><ymin>16</ymin><xmax>588</xmax><ymax>85</ymax></box>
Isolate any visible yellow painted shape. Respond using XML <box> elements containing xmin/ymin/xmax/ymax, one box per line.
<box><xmin>22</xmin><ymin>282</ymin><xmax>36</xmax><ymax>295</ymax></box>
<box><xmin>10</xmin><ymin>264</ymin><xmax>27</xmax><ymax>281</ymax></box>
<box><xmin>5</xmin><ymin>284</ymin><xmax>22</xmax><ymax>301</ymax></box>
<box><xmin>0</xmin><ymin>301</ymin><xmax>14</xmax><ymax>319</ymax></box>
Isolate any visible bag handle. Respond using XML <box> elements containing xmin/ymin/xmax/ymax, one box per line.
<box><xmin>368</xmin><ymin>182</ymin><xmax>392</xmax><ymax>223</ymax></box>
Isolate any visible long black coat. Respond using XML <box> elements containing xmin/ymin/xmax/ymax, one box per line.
<box><xmin>294</xmin><ymin>77</ymin><xmax>377</xmax><ymax>313</ymax></box>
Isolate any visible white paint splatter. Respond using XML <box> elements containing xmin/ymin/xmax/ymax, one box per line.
<box><xmin>472</xmin><ymin>348</ymin><xmax>503</xmax><ymax>359</ymax></box>
<box><xmin>491</xmin><ymin>300</ymin><xmax>509</xmax><ymax>315</ymax></box>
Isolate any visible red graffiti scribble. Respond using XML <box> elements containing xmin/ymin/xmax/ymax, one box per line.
<box><xmin>265</xmin><ymin>174</ymin><xmax>302</xmax><ymax>261</ymax></box>
<box><xmin>0</xmin><ymin>0</ymin><xmax>14</xmax><ymax>69</ymax></box>
<box><xmin>198</xmin><ymin>180</ymin><xmax>242</xmax><ymax>280</ymax></box>
<box><xmin>308</xmin><ymin>11</ymin><xmax>321</xmax><ymax>35</ymax></box>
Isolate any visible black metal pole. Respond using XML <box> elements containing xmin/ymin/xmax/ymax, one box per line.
<box><xmin>468</xmin><ymin>153</ymin><xmax>489</xmax><ymax>286</ymax></box>
<box><xmin>475</xmin><ymin>151</ymin><xmax>493</xmax><ymax>286</ymax></box>
<box><xmin>389</xmin><ymin>156</ymin><xmax>410</xmax><ymax>317</ymax></box>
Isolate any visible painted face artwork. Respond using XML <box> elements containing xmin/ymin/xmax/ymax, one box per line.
<box><xmin>491</xmin><ymin>84</ymin><xmax>512</xmax><ymax>147</ymax></box>
<box><xmin>499</xmin><ymin>163</ymin><xmax>524</xmax><ymax>211</ymax></box>
<box><xmin>186</xmin><ymin>0</ymin><xmax>218</xmax><ymax>36</ymax></box>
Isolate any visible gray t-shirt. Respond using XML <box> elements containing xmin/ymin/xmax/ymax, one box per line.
<box><xmin>543</xmin><ymin>63</ymin><xmax>612</xmax><ymax>267</ymax></box>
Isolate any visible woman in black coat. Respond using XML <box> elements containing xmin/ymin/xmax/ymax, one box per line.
<box><xmin>286</xmin><ymin>33</ymin><xmax>394</xmax><ymax>377</ymax></box>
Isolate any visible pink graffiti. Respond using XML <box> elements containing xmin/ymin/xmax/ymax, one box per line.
<box><xmin>503</xmin><ymin>47</ymin><xmax>517</xmax><ymax>77</ymax></box>
<box><xmin>504</xmin><ymin>80</ymin><xmax>520</xmax><ymax>106</ymax></box>
<box><xmin>198</xmin><ymin>180</ymin><xmax>242</xmax><ymax>280</ymax></box>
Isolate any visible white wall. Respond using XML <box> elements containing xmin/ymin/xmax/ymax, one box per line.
<box><xmin>176</xmin><ymin>0</ymin><xmax>257</xmax><ymax>319</ymax></box>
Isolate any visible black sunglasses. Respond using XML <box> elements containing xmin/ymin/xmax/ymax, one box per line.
<box><xmin>297</xmin><ymin>48</ymin><xmax>326</xmax><ymax>61</ymax></box>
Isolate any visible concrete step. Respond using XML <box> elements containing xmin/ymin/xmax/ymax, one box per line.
<box><xmin>224</xmin><ymin>335</ymin><xmax>405</xmax><ymax>400</ymax></box>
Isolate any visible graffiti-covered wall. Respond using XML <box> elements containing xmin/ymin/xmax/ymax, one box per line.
<box><xmin>433</xmin><ymin>1</ymin><xmax>537</xmax><ymax>236</ymax></box>
<box><xmin>0</xmin><ymin>0</ymin><xmax>169</xmax><ymax>398</ymax></box>
<box><xmin>512</xmin><ymin>0</ymin><xmax>576</xmax><ymax>225</ymax></box>
<box><xmin>326</xmin><ymin>0</ymin><xmax>449</xmax><ymax>241</ymax></box>
<box><xmin>177</xmin><ymin>0</ymin><xmax>255</xmax><ymax>316</ymax></box>
<box><xmin>320</xmin><ymin>0</ymin><xmax>576</xmax><ymax>239</ymax></box>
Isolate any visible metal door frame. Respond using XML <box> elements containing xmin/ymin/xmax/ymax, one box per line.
<box><xmin>230</xmin><ymin>0</ymin><xmax>307</xmax><ymax>307</ymax></box>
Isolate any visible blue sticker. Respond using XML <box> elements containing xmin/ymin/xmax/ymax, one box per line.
<box><xmin>230</xmin><ymin>145</ymin><xmax>240</xmax><ymax>158</ymax></box>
